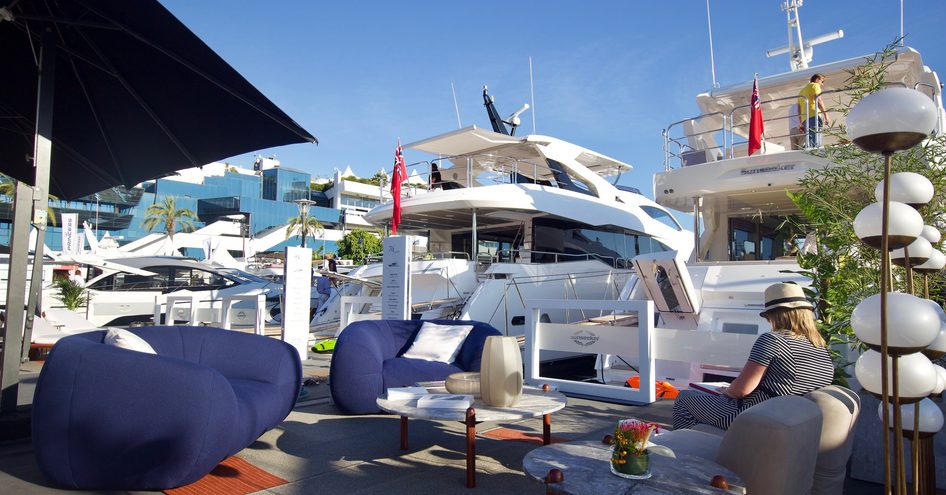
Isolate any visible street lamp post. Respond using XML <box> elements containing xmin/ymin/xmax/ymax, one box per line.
<box><xmin>293</xmin><ymin>199</ymin><xmax>316</xmax><ymax>248</ymax></box>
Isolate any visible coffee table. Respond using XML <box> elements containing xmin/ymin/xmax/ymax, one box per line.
<box><xmin>377</xmin><ymin>385</ymin><xmax>567</xmax><ymax>488</ymax></box>
<box><xmin>523</xmin><ymin>439</ymin><xmax>745</xmax><ymax>494</ymax></box>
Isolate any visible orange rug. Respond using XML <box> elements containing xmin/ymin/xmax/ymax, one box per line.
<box><xmin>164</xmin><ymin>456</ymin><xmax>287</xmax><ymax>495</ymax></box>
<box><xmin>482</xmin><ymin>426</ymin><xmax>568</xmax><ymax>444</ymax></box>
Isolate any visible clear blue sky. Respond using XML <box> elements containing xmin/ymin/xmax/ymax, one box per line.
<box><xmin>160</xmin><ymin>0</ymin><xmax>946</xmax><ymax>200</ymax></box>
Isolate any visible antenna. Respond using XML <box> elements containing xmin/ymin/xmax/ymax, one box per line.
<box><xmin>705</xmin><ymin>0</ymin><xmax>719</xmax><ymax>88</ymax></box>
<box><xmin>529</xmin><ymin>56</ymin><xmax>537</xmax><ymax>134</ymax></box>
<box><xmin>900</xmin><ymin>0</ymin><xmax>904</xmax><ymax>46</ymax></box>
<box><xmin>451</xmin><ymin>81</ymin><xmax>462</xmax><ymax>128</ymax></box>
<box><xmin>766</xmin><ymin>1</ymin><xmax>843</xmax><ymax>71</ymax></box>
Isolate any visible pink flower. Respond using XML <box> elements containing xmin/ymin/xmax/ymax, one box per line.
<box><xmin>612</xmin><ymin>419</ymin><xmax>659</xmax><ymax>457</ymax></box>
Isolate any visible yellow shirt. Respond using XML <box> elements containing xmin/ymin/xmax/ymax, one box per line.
<box><xmin>797</xmin><ymin>82</ymin><xmax>822</xmax><ymax>120</ymax></box>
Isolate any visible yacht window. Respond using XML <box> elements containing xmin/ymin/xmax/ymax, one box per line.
<box><xmin>728</xmin><ymin>217</ymin><xmax>789</xmax><ymax>261</ymax></box>
<box><xmin>89</xmin><ymin>272</ymin><xmax>158</xmax><ymax>291</ymax></box>
<box><xmin>170</xmin><ymin>268</ymin><xmax>235</xmax><ymax>291</ymax></box>
<box><xmin>532</xmin><ymin>218</ymin><xmax>671</xmax><ymax>267</ymax></box>
<box><xmin>640</xmin><ymin>206</ymin><xmax>682</xmax><ymax>231</ymax></box>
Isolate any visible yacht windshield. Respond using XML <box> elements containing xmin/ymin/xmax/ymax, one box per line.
<box><xmin>640</xmin><ymin>206</ymin><xmax>682</xmax><ymax>231</ymax></box>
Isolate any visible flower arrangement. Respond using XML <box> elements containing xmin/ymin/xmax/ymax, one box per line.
<box><xmin>611</xmin><ymin>419</ymin><xmax>659</xmax><ymax>464</ymax></box>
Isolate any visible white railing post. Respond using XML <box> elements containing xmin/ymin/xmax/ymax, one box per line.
<box><xmin>221</xmin><ymin>292</ymin><xmax>266</xmax><ymax>335</ymax></box>
<box><xmin>165</xmin><ymin>294</ymin><xmax>198</xmax><ymax>326</ymax></box>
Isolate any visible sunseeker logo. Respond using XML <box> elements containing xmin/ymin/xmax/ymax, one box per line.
<box><xmin>571</xmin><ymin>329</ymin><xmax>600</xmax><ymax>347</ymax></box>
<box><xmin>740</xmin><ymin>164</ymin><xmax>796</xmax><ymax>175</ymax></box>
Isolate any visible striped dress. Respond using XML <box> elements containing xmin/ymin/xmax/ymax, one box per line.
<box><xmin>672</xmin><ymin>329</ymin><xmax>834</xmax><ymax>431</ymax></box>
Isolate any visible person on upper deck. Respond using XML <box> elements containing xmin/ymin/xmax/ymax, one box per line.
<box><xmin>797</xmin><ymin>73</ymin><xmax>832</xmax><ymax>148</ymax></box>
<box><xmin>430</xmin><ymin>163</ymin><xmax>442</xmax><ymax>189</ymax></box>
<box><xmin>671</xmin><ymin>282</ymin><xmax>833</xmax><ymax>430</ymax></box>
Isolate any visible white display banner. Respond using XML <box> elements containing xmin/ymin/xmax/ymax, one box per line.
<box><xmin>61</xmin><ymin>213</ymin><xmax>79</xmax><ymax>254</ymax></box>
<box><xmin>282</xmin><ymin>246</ymin><xmax>312</xmax><ymax>361</ymax></box>
<box><xmin>382</xmin><ymin>236</ymin><xmax>411</xmax><ymax>320</ymax></box>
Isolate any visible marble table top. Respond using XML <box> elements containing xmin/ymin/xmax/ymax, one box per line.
<box><xmin>523</xmin><ymin>439</ymin><xmax>745</xmax><ymax>495</ymax></box>
<box><xmin>377</xmin><ymin>386</ymin><xmax>567</xmax><ymax>421</ymax></box>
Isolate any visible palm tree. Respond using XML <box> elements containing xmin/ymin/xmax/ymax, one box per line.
<box><xmin>285</xmin><ymin>213</ymin><xmax>323</xmax><ymax>248</ymax></box>
<box><xmin>0</xmin><ymin>174</ymin><xmax>57</xmax><ymax>226</ymax></box>
<box><xmin>142</xmin><ymin>196</ymin><xmax>196</xmax><ymax>240</ymax></box>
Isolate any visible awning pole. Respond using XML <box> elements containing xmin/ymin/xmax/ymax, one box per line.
<box><xmin>472</xmin><ymin>208</ymin><xmax>478</xmax><ymax>260</ymax></box>
<box><xmin>1</xmin><ymin>30</ymin><xmax>54</xmax><ymax>413</ymax></box>
<box><xmin>693</xmin><ymin>196</ymin><xmax>702</xmax><ymax>262</ymax></box>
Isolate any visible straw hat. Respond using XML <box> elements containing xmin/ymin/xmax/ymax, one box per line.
<box><xmin>759</xmin><ymin>283</ymin><xmax>813</xmax><ymax>317</ymax></box>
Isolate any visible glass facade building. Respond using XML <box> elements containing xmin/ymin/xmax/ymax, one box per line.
<box><xmin>3</xmin><ymin>166</ymin><xmax>344</xmax><ymax>255</ymax></box>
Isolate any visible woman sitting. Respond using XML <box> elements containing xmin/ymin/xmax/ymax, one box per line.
<box><xmin>672</xmin><ymin>282</ymin><xmax>834</xmax><ymax>430</ymax></box>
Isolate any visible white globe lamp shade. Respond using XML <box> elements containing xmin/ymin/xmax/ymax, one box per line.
<box><xmin>853</xmin><ymin>201</ymin><xmax>924</xmax><ymax>250</ymax></box>
<box><xmin>915</xmin><ymin>250</ymin><xmax>946</xmax><ymax>274</ymax></box>
<box><xmin>879</xmin><ymin>398</ymin><xmax>945</xmax><ymax>434</ymax></box>
<box><xmin>854</xmin><ymin>350</ymin><xmax>938</xmax><ymax>402</ymax></box>
<box><xmin>924</xmin><ymin>323</ymin><xmax>946</xmax><ymax>360</ymax></box>
<box><xmin>847</xmin><ymin>88</ymin><xmax>938</xmax><ymax>153</ymax></box>
<box><xmin>933</xmin><ymin>372</ymin><xmax>946</xmax><ymax>395</ymax></box>
<box><xmin>851</xmin><ymin>292</ymin><xmax>941</xmax><ymax>353</ymax></box>
<box><xmin>874</xmin><ymin>172</ymin><xmax>935</xmax><ymax>208</ymax></box>
<box><xmin>921</xmin><ymin>225</ymin><xmax>942</xmax><ymax>244</ymax></box>
<box><xmin>891</xmin><ymin>236</ymin><xmax>933</xmax><ymax>267</ymax></box>
<box><xmin>937</xmin><ymin>365</ymin><xmax>946</xmax><ymax>392</ymax></box>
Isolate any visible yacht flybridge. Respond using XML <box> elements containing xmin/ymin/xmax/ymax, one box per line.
<box><xmin>658</xmin><ymin>50</ymin><xmax>943</xmax><ymax>263</ymax></box>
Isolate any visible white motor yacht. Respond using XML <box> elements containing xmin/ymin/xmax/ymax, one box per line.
<box><xmin>357</xmin><ymin>88</ymin><xmax>693</xmax><ymax>343</ymax></box>
<box><xmin>46</xmin><ymin>256</ymin><xmax>286</xmax><ymax>327</ymax></box>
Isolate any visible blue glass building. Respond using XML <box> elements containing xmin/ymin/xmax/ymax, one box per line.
<box><xmin>5</xmin><ymin>163</ymin><xmax>347</xmax><ymax>256</ymax></box>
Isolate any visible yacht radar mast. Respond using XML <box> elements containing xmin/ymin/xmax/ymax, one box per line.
<box><xmin>765</xmin><ymin>0</ymin><xmax>843</xmax><ymax>71</ymax></box>
<box><xmin>482</xmin><ymin>86</ymin><xmax>529</xmax><ymax>136</ymax></box>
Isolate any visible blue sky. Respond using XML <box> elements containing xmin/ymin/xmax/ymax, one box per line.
<box><xmin>160</xmin><ymin>0</ymin><xmax>946</xmax><ymax>201</ymax></box>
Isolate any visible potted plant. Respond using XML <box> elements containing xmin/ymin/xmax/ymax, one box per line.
<box><xmin>610</xmin><ymin>419</ymin><xmax>658</xmax><ymax>478</ymax></box>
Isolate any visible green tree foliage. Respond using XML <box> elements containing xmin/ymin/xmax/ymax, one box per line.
<box><xmin>142</xmin><ymin>196</ymin><xmax>197</xmax><ymax>240</ymax></box>
<box><xmin>336</xmin><ymin>229</ymin><xmax>383</xmax><ymax>265</ymax></box>
<box><xmin>787</xmin><ymin>42</ymin><xmax>946</xmax><ymax>382</ymax></box>
<box><xmin>285</xmin><ymin>212</ymin><xmax>323</xmax><ymax>247</ymax></box>
<box><xmin>54</xmin><ymin>279</ymin><xmax>89</xmax><ymax>310</ymax></box>
<box><xmin>0</xmin><ymin>173</ymin><xmax>57</xmax><ymax>226</ymax></box>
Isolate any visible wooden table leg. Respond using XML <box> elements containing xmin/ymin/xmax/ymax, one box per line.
<box><xmin>543</xmin><ymin>413</ymin><xmax>551</xmax><ymax>445</ymax></box>
<box><xmin>466</xmin><ymin>407</ymin><xmax>476</xmax><ymax>488</ymax></box>
<box><xmin>400</xmin><ymin>415</ymin><xmax>408</xmax><ymax>450</ymax></box>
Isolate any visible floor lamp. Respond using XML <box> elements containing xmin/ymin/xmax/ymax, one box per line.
<box><xmin>849</xmin><ymin>87</ymin><xmax>940</xmax><ymax>495</ymax></box>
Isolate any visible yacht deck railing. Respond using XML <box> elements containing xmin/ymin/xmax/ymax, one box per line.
<box><xmin>661</xmin><ymin>83</ymin><xmax>928</xmax><ymax>170</ymax></box>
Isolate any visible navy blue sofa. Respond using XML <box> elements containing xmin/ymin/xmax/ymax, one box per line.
<box><xmin>330</xmin><ymin>319</ymin><xmax>501</xmax><ymax>414</ymax></box>
<box><xmin>32</xmin><ymin>325</ymin><xmax>301</xmax><ymax>490</ymax></box>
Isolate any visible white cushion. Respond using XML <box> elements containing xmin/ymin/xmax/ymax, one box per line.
<box><xmin>104</xmin><ymin>327</ymin><xmax>157</xmax><ymax>354</ymax></box>
<box><xmin>401</xmin><ymin>322</ymin><xmax>473</xmax><ymax>363</ymax></box>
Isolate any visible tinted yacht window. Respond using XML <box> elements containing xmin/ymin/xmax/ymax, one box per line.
<box><xmin>532</xmin><ymin>218</ymin><xmax>670</xmax><ymax>267</ymax></box>
<box><xmin>640</xmin><ymin>206</ymin><xmax>682</xmax><ymax>231</ymax></box>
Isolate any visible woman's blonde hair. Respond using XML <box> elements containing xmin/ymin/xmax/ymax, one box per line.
<box><xmin>765</xmin><ymin>307</ymin><xmax>826</xmax><ymax>348</ymax></box>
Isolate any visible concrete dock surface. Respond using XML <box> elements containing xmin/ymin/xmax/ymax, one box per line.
<box><xmin>0</xmin><ymin>353</ymin><xmax>886</xmax><ymax>494</ymax></box>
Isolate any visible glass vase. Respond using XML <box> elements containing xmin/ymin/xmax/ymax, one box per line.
<box><xmin>610</xmin><ymin>449</ymin><xmax>651</xmax><ymax>480</ymax></box>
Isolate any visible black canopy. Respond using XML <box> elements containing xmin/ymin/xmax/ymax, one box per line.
<box><xmin>0</xmin><ymin>0</ymin><xmax>317</xmax><ymax>199</ymax></box>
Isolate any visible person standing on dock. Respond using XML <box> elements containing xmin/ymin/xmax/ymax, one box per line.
<box><xmin>68</xmin><ymin>268</ymin><xmax>85</xmax><ymax>287</ymax></box>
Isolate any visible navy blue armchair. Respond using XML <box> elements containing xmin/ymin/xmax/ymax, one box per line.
<box><xmin>32</xmin><ymin>325</ymin><xmax>301</xmax><ymax>490</ymax></box>
<box><xmin>329</xmin><ymin>319</ymin><xmax>501</xmax><ymax>414</ymax></box>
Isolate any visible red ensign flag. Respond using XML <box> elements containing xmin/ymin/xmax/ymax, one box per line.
<box><xmin>390</xmin><ymin>139</ymin><xmax>407</xmax><ymax>234</ymax></box>
<box><xmin>748</xmin><ymin>76</ymin><xmax>764</xmax><ymax>156</ymax></box>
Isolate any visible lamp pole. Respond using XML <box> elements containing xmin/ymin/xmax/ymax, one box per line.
<box><xmin>294</xmin><ymin>199</ymin><xmax>316</xmax><ymax>249</ymax></box>
<box><xmin>849</xmin><ymin>87</ymin><xmax>939</xmax><ymax>495</ymax></box>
